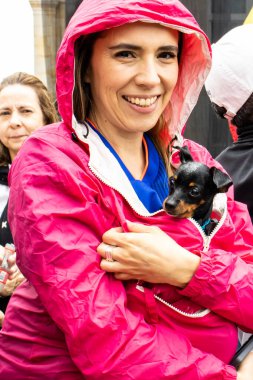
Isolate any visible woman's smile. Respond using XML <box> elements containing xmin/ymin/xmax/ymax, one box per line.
<box><xmin>123</xmin><ymin>95</ymin><xmax>159</xmax><ymax>107</ymax></box>
<box><xmin>122</xmin><ymin>94</ymin><xmax>160</xmax><ymax>114</ymax></box>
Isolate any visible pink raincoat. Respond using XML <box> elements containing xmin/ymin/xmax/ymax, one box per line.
<box><xmin>1</xmin><ymin>0</ymin><xmax>253</xmax><ymax>379</ymax></box>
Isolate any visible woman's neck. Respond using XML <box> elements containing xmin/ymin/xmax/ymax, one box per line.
<box><xmin>115</xmin><ymin>140</ymin><xmax>146</xmax><ymax>180</ymax></box>
<box><xmin>87</xmin><ymin>117</ymin><xmax>146</xmax><ymax>179</ymax></box>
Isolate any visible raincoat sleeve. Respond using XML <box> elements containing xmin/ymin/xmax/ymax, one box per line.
<box><xmin>180</xmin><ymin>140</ymin><xmax>253</xmax><ymax>333</ymax></box>
<box><xmin>8</xmin><ymin>134</ymin><xmax>237</xmax><ymax>380</ymax></box>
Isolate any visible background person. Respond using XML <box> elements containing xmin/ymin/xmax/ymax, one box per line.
<box><xmin>0</xmin><ymin>72</ymin><xmax>59</xmax><ymax>327</ymax></box>
<box><xmin>205</xmin><ymin>24</ymin><xmax>253</xmax><ymax>224</ymax></box>
<box><xmin>1</xmin><ymin>1</ymin><xmax>253</xmax><ymax>379</ymax></box>
<box><xmin>205</xmin><ymin>24</ymin><xmax>253</xmax><ymax>348</ymax></box>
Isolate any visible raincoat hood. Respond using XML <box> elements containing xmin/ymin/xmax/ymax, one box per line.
<box><xmin>56</xmin><ymin>0</ymin><xmax>211</xmax><ymax>141</ymax></box>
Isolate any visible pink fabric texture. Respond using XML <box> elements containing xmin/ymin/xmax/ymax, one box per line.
<box><xmin>1</xmin><ymin>0</ymin><xmax>253</xmax><ymax>379</ymax></box>
<box><xmin>0</xmin><ymin>126</ymin><xmax>245</xmax><ymax>380</ymax></box>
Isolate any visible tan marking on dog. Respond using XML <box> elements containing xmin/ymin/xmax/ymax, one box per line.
<box><xmin>172</xmin><ymin>200</ymin><xmax>199</xmax><ymax>218</ymax></box>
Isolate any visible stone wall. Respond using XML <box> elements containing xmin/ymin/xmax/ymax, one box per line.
<box><xmin>29</xmin><ymin>0</ymin><xmax>66</xmax><ymax>100</ymax></box>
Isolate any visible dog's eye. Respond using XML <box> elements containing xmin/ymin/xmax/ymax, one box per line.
<box><xmin>169</xmin><ymin>177</ymin><xmax>175</xmax><ymax>193</ymax></box>
<box><xmin>189</xmin><ymin>187</ymin><xmax>200</xmax><ymax>197</ymax></box>
<box><xmin>169</xmin><ymin>177</ymin><xmax>175</xmax><ymax>187</ymax></box>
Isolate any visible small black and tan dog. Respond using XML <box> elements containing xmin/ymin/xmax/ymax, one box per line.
<box><xmin>163</xmin><ymin>146</ymin><xmax>233</xmax><ymax>235</ymax></box>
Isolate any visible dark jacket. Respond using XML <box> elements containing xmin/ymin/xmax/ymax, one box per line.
<box><xmin>0</xmin><ymin>166</ymin><xmax>9</xmax><ymax>215</ymax></box>
<box><xmin>0</xmin><ymin>202</ymin><xmax>13</xmax><ymax>313</ymax></box>
<box><xmin>0</xmin><ymin>166</ymin><xmax>8</xmax><ymax>186</ymax></box>
<box><xmin>0</xmin><ymin>166</ymin><xmax>12</xmax><ymax>314</ymax></box>
<box><xmin>0</xmin><ymin>202</ymin><xmax>12</xmax><ymax>247</ymax></box>
<box><xmin>216</xmin><ymin>124</ymin><xmax>253</xmax><ymax>224</ymax></box>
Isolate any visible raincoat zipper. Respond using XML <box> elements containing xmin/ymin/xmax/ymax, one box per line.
<box><xmin>136</xmin><ymin>284</ymin><xmax>210</xmax><ymax>318</ymax></box>
<box><xmin>189</xmin><ymin>205</ymin><xmax>227</xmax><ymax>252</ymax></box>
<box><xmin>136</xmin><ymin>209</ymin><xmax>227</xmax><ymax>319</ymax></box>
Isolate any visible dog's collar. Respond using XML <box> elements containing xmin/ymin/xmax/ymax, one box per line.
<box><xmin>200</xmin><ymin>218</ymin><xmax>212</xmax><ymax>231</ymax></box>
<box><xmin>200</xmin><ymin>218</ymin><xmax>219</xmax><ymax>236</ymax></box>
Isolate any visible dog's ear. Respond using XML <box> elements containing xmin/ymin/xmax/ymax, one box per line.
<box><xmin>210</xmin><ymin>167</ymin><xmax>233</xmax><ymax>193</ymax></box>
<box><xmin>175</xmin><ymin>146</ymin><xmax>194</xmax><ymax>164</ymax></box>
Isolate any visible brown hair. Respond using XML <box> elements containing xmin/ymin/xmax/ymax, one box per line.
<box><xmin>0</xmin><ymin>72</ymin><xmax>59</xmax><ymax>165</ymax></box>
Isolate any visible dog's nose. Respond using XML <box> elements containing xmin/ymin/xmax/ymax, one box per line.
<box><xmin>163</xmin><ymin>197</ymin><xmax>179</xmax><ymax>212</ymax></box>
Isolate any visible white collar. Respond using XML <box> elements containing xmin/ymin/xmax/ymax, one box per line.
<box><xmin>73</xmin><ymin>118</ymin><xmax>154</xmax><ymax>216</ymax></box>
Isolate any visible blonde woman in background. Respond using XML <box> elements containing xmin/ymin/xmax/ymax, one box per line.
<box><xmin>0</xmin><ymin>72</ymin><xmax>59</xmax><ymax>326</ymax></box>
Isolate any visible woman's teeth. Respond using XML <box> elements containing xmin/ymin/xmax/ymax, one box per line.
<box><xmin>125</xmin><ymin>96</ymin><xmax>157</xmax><ymax>107</ymax></box>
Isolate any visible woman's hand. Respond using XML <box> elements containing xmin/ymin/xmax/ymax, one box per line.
<box><xmin>0</xmin><ymin>245</ymin><xmax>25</xmax><ymax>297</ymax></box>
<box><xmin>97</xmin><ymin>221</ymin><xmax>200</xmax><ymax>288</ymax></box>
<box><xmin>237</xmin><ymin>351</ymin><xmax>253</xmax><ymax>379</ymax></box>
<box><xmin>0</xmin><ymin>271</ymin><xmax>25</xmax><ymax>297</ymax></box>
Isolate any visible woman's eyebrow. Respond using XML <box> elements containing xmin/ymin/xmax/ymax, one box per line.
<box><xmin>109</xmin><ymin>43</ymin><xmax>142</xmax><ymax>50</ymax></box>
<box><xmin>157</xmin><ymin>45</ymin><xmax>178</xmax><ymax>53</ymax></box>
<box><xmin>0</xmin><ymin>104</ymin><xmax>34</xmax><ymax>110</ymax></box>
<box><xmin>109</xmin><ymin>44</ymin><xmax>178</xmax><ymax>52</ymax></box>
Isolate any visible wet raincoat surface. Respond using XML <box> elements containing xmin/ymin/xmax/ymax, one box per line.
<box><xmin>1</xmin><ymin>0</ymin><xmax>253</xmax><ymax>379</ymax></box>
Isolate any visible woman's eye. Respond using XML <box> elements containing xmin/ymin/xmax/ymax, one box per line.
<box><xmin>189</xmin><ymin>187</ymin><xmax>201</xmax><ymax>197</ymax></box>
<box><xmin>22</xmin><ymin>109</ymin><xmax>32</xmax><ymax>114</ymax></box>
<box><xmin>0</xmin><ymin>111</ymin><xmax>10</xmax><ymax>116</ymax></box>
<box><xmin>115</xmin><ymin>50</ymin><xmax>135</xmax><ymax>59</ymax></box>
<box><xmin>158</xmin><ymin>51</ymin><xmax>177</xmax><ymax>60</ymax></box>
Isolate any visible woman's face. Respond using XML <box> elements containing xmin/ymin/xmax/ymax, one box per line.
<box><xmin>0</xmin><ymin>84</ymin><xmax>44</xmax><ymax>161</ymax></box>
<box><xmin>86</xmin><ymin>22</ymin><xmax>179</xmax><ymax>139</ymax></box>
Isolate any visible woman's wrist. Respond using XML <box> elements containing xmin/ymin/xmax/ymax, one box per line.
<box><xmin>176</xmin><ymin>249</ymin><xmax>201</xmax><ymax>288</ymax></box>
